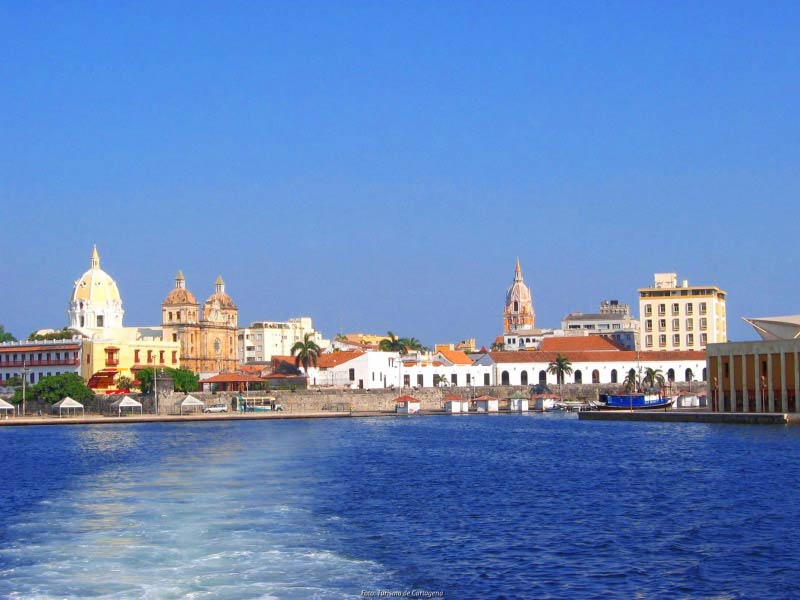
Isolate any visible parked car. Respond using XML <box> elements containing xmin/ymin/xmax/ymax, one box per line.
<box><xmin>204</xmin><ymin>403</ymin><xmax>228</xmax><ymax>413</ymax></box>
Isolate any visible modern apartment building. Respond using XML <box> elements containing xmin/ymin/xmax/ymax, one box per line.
<box><xmin>238</xmin><ymin>318</ymin><xmax>329</xmax><ymax>364</ymax></box>
<box><xmin>639</xmin><ymin>273</ymin><xmax>726</xmax><ymax>351</ymax></box>
<box><xmin>562</xmin><ymin>299</ymin><xmax>641</xmax><ymax>350</ymax></box>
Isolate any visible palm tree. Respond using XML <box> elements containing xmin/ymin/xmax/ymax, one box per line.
<box><xmin>400</xmin><ymin>337</ymin><xmax>427</xmax><ymax>353</ymax></box>
<box><xmin>490</xmin><ymin>341</ymin><xmax>504</xmax><ymax>351</ymax></box>
<box><xmin>642</xmin><ymin>367</ymin><xmax>665</xmax><ymax>392</ymax></box>
<box><xmin>379</xmin><ymin>331</ymin><xmax>407</xmax><ymax>355</ymax></box>
<box><xmin>291</xmin><ymin>333</ymin><xmax>321</xmax><ymax>373</ymax></box>
<box><xmin>623</xmin><ymin>368</ymin><xmax>638</xmax><ymax>393</ymax></box>
<box><xmin>547</xmin><ymin>354</ymin><xmax>573</xmax><ymax>403</ymax></box>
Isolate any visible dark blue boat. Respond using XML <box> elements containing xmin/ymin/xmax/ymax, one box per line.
<box><xmin>593</xmin><ymin>393</ymin><xmax>675</xmax><ymax>410</ymax></box>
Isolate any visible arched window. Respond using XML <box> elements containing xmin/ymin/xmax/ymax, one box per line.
<box><xmin>521</xmin><ymin>371</ymin><xmax>528</xmax><ymax>385</ymax></box>
<box><xmin>592</xmin><ymin>370</ymin><xmax>600</xmax><ymax>384</ymax></box>
<box><xmin>574</xmin><ymin>370</ymin><xmax>582</xmax><ymax>384</ymax></box>
<box><xmin>514</xmin><ymin>301</ymin><xmax>519</xmax><ymax>312</ymax></box>
<box><xmin>667</xmin><ymin>368</ymin><xmax>675</xmax><ymax>382</ymax></box>
<box><xmin>685</xmin><ymin>368</ymin><xmax>694</xmax><ymax>382</ymax></box>
<box><xmin>501</xmin><ymin>371</ymin><xmax>510</xmax><ymax>385</ymax></box>
<box><xmin>611</xmin><ymin>369</ymin><xmax>618</xmax><ymax>383</ymax></box>
<box><xmin>539</xmin><ymin>370</ymin><xmax>547</xmax><ymax>384</ymax></box>
<box><xmin>702</xmin><ymin>367</ymin><xmax>707</xmax><ymax>381</ymax></box>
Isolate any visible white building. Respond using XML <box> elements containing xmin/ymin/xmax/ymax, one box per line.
<box><xmin>306</xmin><ymin>351</ymin><xmax>402</xmax><ymax>390</ymax></box>
<box><xmin>0</xmin><ymin>339</ymin><xmax>82</xmax><ymax>384</ymax></box>
<box><xmin>639</xmin><ymin>273</ymin><xmax>727</xmax><ymax>351</ymax></box>
<box><xmin>475</xmin><ymin>350</ymin><xmax>707</xmax><ymax>387</ymax></box>
<box><xmin>238</xmin><ymin>318</ymin><xmax>329</xmax><ymax>364</ymax></box>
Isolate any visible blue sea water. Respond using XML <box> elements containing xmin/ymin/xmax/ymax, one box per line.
<box><xmin>1</xmin><ymin>414</ymin><xmax>799</xmax><ymax>599</ymax></box>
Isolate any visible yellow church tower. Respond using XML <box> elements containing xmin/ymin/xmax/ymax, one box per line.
<box><xmin>503</xmin><ymin>258</ymin><xmax>535</xmax><ymax>333</ymax></box>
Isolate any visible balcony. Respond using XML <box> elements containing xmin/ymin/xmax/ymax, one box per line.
<box><xmin>1</xmin><ymin>359</ymin><xmax>80</xmax><ymax>368</ymax></box>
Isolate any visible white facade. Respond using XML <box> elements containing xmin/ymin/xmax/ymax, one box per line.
<box><xmin>238</xmin><ymin>318</ymin><xmax>329</xmax><ymax>363</ymax></box>
<box><xmin>307</xmin><ymin>351</ymin><xmax>402</xmax><ymax>390</ymax></box>
<box><xmin>476</xmin><ymin>351</ymin><xmax>707</xmax><ymax>387</ymax></box>
<box><xmin>476</xmin><ymin>398</ymin><xmax>499</xmax><ymax>412</ymax></box>
<box><xmin>639</xmin><ymin>272</ymin><xmax>727</xmax><ymax>351</ymax></box>
<box><xmin>509</xmin><ymin>398</ymin><xmax>529</xmax><ymax>411</ymax></box>
<box><xmin>562</xmin><ymin>300</ymin><xmax>641</xmax><ymax>351</ymax></box>
<box><xmin>0</xmin><ymin>340</ymin><xmax>82</xmax><ymax>385</ymax></box>
<box><xmin>396</xmin><ymin>399</ymin><xmax>421</xmax><ymax>414</ymax></box>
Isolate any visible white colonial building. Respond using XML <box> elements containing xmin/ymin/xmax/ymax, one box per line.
<box><xmin>475</xmin><ymin>350</ymin><xmax>707</xmax><ymax>387</ymax></box>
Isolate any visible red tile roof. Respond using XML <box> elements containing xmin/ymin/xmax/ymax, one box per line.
<box><xmin>200</xmin><ymin>373</ymin><xmax>264</xmax><ymax>383</ymax></box>
<box><xmin>436</xmin><ymin>348</ymin><xmax>474</xmax><ymax>365</ymax></box>
<box><xmin>317</xmin><ymin>351</ymin><xmax>364</xmax><ymax>369</ymax></box>
<box><xmin>395</xmin><ymin>395</ymin><xmax>419</xmax><ymax>403</ymax></box>
<box><xmin>539</xmin><ymin>336</ymin><xmax>622</xmax><ymax>352</ymax></box>
<box><xmin>443</xmin><ymin>393</ymin><xmax>465</xmax><ymax>402</ymax></box>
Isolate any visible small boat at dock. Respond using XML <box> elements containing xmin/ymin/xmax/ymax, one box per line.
<box><xmin>592</xmin><ymin>393</ymin><xmax>675</xmax><ymax>411</ymax></box>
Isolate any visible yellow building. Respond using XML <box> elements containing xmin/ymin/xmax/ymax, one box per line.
<box><xmin>161</xmin><ymin>272</ymin><xmax>238</xmax><ymax>374</ymax></box>
<box><xmin>65</xmin><ymin>246</ymin><xmax>181</xmax><ymax>390</ymax></box>
<box><xmin>82</xmin><ymin>332</ymin><xmax>181</xmax><ymax>390</ymax></box>
<box><xmin>639</xmin><ymin>273</ymin><xmax>727</xmax><ymax>351</ymax></box>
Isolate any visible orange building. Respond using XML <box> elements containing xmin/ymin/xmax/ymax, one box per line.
<box><xmin>503</xmin><ymin>258</ymin><xmax>535</xmax><ymax>333</ymax></box>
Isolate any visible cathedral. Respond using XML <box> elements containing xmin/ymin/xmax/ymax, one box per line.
<box><xmin>161</xmin><ymin>272</ymin><xmax>239</xmax><ymax>374</ymax></box>
<box><xmin>503</xmin><ymin>258</ymin><xmax>535</xmax><ymax>333</ymax></box>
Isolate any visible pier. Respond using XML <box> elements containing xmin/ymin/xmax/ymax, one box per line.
<box><xmin>578</xmin><ymin>410</ymin><xmax>800</xmax><ymax>425</ymax></box>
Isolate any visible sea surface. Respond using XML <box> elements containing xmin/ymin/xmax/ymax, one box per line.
<box><xmin>1</xmin><ymin>414</ymin><xmax>799</xmax><ymax>599</ymax></box>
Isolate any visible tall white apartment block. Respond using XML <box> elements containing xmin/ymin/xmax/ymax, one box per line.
<box><xmin>237</xmin><ymin>318</ymin><xmax>329</xmax><ymax>363</ymax></box>
<box><xmin>639</xmin><ymin>273</ymin><xmax>726</xmax><ymax>351</ymax></box>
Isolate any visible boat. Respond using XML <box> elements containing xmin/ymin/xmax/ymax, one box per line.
<box><xmin>592</xmin><ymin>393</ymin><xmax>676</xmax><ymax>411</ymax></box>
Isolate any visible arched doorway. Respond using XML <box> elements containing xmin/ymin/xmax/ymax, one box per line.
<box><xmin>574</xmin><ymin>370</ymin><xmax>582</xmax><ymax>384</ymax></box>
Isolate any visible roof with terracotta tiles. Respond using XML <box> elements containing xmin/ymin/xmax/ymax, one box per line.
<box><xmin>539</xmin><ymin>336</ymin><xmax>623</xmax><ymax>352</ymax></box>
<box><xmin>395</xmin><ymin>395</ymin><xmax>419</xmax><ymax>403</ymax></box>
<box><xmin>316</xmin><ymin>351</ymin><xmax>364</xmax><ymax>369</ymax></box>
<box><xmin>436</xmin><ymin>348</ymin><xmax>474</xmax><ymax>365</ymax></box>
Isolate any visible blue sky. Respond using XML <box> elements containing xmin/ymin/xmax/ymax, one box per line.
<box><xmin>1</xmin><ymin>1</ymin><xmax>798</xmax><ymax>347</ymax></box>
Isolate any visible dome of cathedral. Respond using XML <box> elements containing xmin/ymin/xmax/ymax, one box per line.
<box><xmin>505</xmin><ymin>259</ymin><xmax>532</xmax><ymax>306</ymax></box>
<box><xmin>70</xmin><ymin>246</ymin><xmax>123</xmax><ymax>305</ymax></box>
<box><xmin>203</xmin><ymin>275</ymin><xmax>236</xmax><ymax>308</ymax></box>
<box><xmin>163</xmin><ymin>270</ymin><xmax>197</xmax><ymax>305</ymax></box>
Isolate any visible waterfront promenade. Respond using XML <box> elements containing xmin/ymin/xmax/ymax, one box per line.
<box><xmin>3</xmin><ymin>408</ymin><xmax>799</xmax><ymax>426</ymax></box>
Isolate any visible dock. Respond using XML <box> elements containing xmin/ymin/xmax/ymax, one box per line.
<box><xmin>578</xmin><ymin>410</ymin><xmax>800</xmax><ymax>425</ymax></box>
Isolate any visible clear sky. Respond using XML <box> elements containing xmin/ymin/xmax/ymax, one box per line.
<box><xmin>2</xmin><ymin>1</ymin><xmax>799</xmax><ymax>348</ymax></box>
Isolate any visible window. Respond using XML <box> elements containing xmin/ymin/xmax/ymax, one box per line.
<box><xmin>672</xmin><ymin>303</ymin><xmax>680</xmax><ymax>315</ymax></box>
<box><xmin>686</xmin><ymin>319</ymin><xmax>693</xmax><ymax>331</ymax></box>
<box><xmin>484</xmin><ymin>373</ymin><xmax>491</xmax><ymax>385</ymax></box>
<box><xmin>466</xmin><ymin>374</ymin><xmax>471</xmax><ymax>385</ymax></box>
<box><xmin>644</xmin><ymin>304</ymin><xmax>652</xmax><ymax>316</ymax></box>
<box><xmin>701</xmin><ymin>333</ymin><xmax>707</xmax><ymax>345</ymax></box>
<box><xmin>645</xmin><ymin>320</ymin><xmax>652</xmax><ymax>332</ymax></box>
<box><xmin>686</xmin><ymin>303</ymin><xmax>694</xmax><ymax>315</ymax></box>
<box><xmin>592</xmin><ymin>370</ymin><xmax>600</xmax><ymax>384</ymax></box>
<box><xmin>349</xmin><ymin>368</ymin><xmax>355</xmax><ymax>381</ymax></box>
<box><xmin>672</xmin><ymin>319</ymin><xmax>680</xmax><ymax>330</ymax></box>
<box><xmin>700</xmin><ymin>318</ymin><xmax>708</xmax><ymax>330</ymax></box>
<box><xmin>686</xmin><ymin>334</ymin><xmax>694</xmax><ymax>346</ymax></box>
<box><xmin>172</xmin><ymin>351</ymin><xmax>177</xmax><ymax>364</ymax></box>
<box><xmin>451</xmin><ymin>374</ymin><xmax>458</xmax><ymax>386</ymax></box>
<box><xmin>658</xmin><ymin>304</ymin><xmax>666</xmax><ymax>316</ymax></box>
<box><xmin>611</xmin><ymin>369</ymin><xmax>618</xmax><ymax>383</ymax></box>
<box><xmin>159</xmin><ymin>351</ymin><xmax>164</xmax><ymax>364</ymax></box>
<box><xmin>97</xmin><ymin>315</ymin><xmax>104</xmax><ymax>327</ymax></box>
<box><xmin>417</xmin><ymin>374</ymin><xmax>424</xmax><ymax>386</ymax></box>
<box><xmin>645</xmin><ymin>335</ymin><xmax>653</xmax><ymax>347</ymax></box>
<box><xmin>169</xmin><ymin>311</ymin><xmax>173</xmax><ymax>322</ymax></box>
<box><xmin>672</xmin><ymin>334</ymin><xmax>680</xmax><ymax>346</ymax></box>
<box><xmin>659</xmin><ymin>335</ymin><xmax>667</xmax><ymax>347</ymax></box>
<box><xmin>699</xmin><ymin>302</ymin><xmax>707</xmax><ymax>315</ymax></box>
<box><xmin>658</xmin><ymin>319</ymin><xmax>666</xmax><ymax>331</ymax></box>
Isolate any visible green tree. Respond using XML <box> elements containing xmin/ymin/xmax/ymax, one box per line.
<box><xmin>291</xmin><ymin>333</ymin><xmax>321</xmax><ymax>372</ymax></box>
<box><xmin>115</xmin><ymin>375</ymin><xmax>135</xmax><ymax>390</ymax></box>
<box><xmin>642</xmin><ymin>368</ymin><xmax>665</xmax><ymax>391</ymax></box>
<box><xmin>547</xmin><ymin>354</ymin><xmax>573</xmax><ymax>402</ymax></box>
<box><xmin>135</xmin><ymin>369</ymin><xmax>155</xmax><ymax>394</ymax></box>
<box><xmin>379</xmin><ymin>331</ymin><xmax>406</xmax><ymax>354</ymax></box>
<box><xmin>623</xmin><ymin>368</ymin><xmax>639</xmax><ymax>393</ymax></box>
<box><xmin>490</xmin><ymin>341</ymin><xmax>504</xmax><ymax>351</ymax></box>
<box><xmin>170</xmin><ymin>368</ymin><xmax>199</xmax><ymax>393</ymax></box>
<box><xmin>14</xmin><ymin>373</ymin><xmax>94</xmax><ymax>405</ymax></box>
<box><xmin>400</xmin><ymin>337</ymin><xmax>427</xmax><ymax>353</ymax></box>
<box><xmin>0</xmin><ymin>325</ymin><xmax>16</xmax><ymax>342</ymax></box>
<box><xmin>27</xmin><ymin>327</ymin><xmax>79</xmax><ymax>341</ymax></box>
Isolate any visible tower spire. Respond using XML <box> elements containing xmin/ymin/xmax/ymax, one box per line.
<box><xmin>91</xmin><ymin>245</ymin><xmax>100</xmax><ymax>269</ymax></box>
<box><xmin>515</xmin><ymin>257</ymin><xmax>523</xmax><ymax>281</ymax></box>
